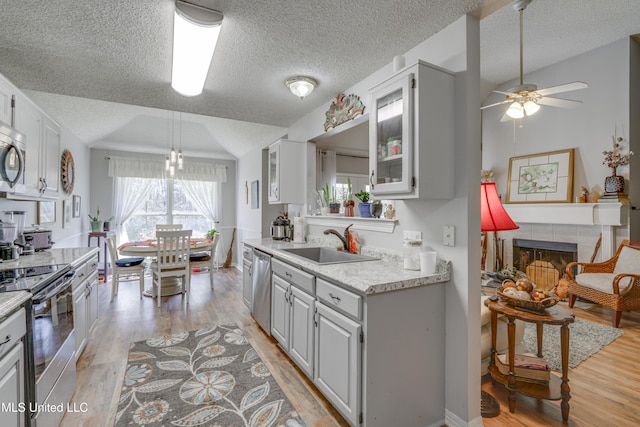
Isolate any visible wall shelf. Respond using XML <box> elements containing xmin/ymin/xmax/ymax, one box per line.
<box><xmin>305</xmin><ymin>215</ymin><xmax>397</xmax><ymax>233</ymax></box>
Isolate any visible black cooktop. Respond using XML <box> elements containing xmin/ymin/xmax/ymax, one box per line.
<box><xmin>0</xmin><ymin>264</ymin><xmax>70</xmax><ymax>293</ymax></box>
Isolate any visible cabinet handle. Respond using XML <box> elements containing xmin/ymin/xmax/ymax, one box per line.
<box><xmin>313</xmin><ymin>308</ymin><xmax>318</xmax><ymax>327</ymax></box>
<box><xmin>0</xmin><ymin>334</ymin><xmax>11</xmax><ymax>345</ymax></box>
<box><xmin>329</xmin><ymin>293</ymin><xmax>341</xmax><ymax>303</ymax></box>
<box><xmin>370</xmin><ymin>170</ymin><xmax>375</xmax><ymax>190</ymax></box>
<box><xmin>285</xmin><ymin>272</ymin><xmax>292</xmax><ymax>279</ymax></box>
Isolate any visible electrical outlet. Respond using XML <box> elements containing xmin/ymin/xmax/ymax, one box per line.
<box><xmin>403</xmin><ymin>230</ymin><xmax>422</xmax><ymax>240</ymax></box>
<box><xmin>443</xmin><ymin>225</ymin><xmax>455</xmax><ymax>246</ymax></box>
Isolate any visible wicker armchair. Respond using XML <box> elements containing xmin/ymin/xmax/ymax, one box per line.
<box><xmin>564</xmin><ymin>240</ymin><xmax>640</xmax><ymax>327</ymax></box>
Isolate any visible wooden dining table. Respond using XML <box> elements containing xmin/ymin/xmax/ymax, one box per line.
<box><xmin>118</xmin><ymin>238</ymin><xmax>214</xmax><ymax>297</ymax></box>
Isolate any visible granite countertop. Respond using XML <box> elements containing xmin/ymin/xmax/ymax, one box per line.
<box><xmin>244</xmin><ymin>238</ymin><xmax>451</xmax><ymax>295</ymax></box>
<box><xmin>0</xmin><ymin>247</ymin><xmax>100</xmax><ymax>271</ymax></box>
<box><xmin>0</xmin><ymin>291</ymin><xmax>31</xmax><ymax>318</ymax></box>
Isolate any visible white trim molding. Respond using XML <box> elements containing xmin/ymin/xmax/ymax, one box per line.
<box><xmin>305</xmin><ymin>215</ymin><xmax>397</xmax><ymax>233</ymax></box>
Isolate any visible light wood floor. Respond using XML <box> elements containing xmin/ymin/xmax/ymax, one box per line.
<box><xmin>60</xmin><ymin>268</ymin><xmax>348</xmax><ymax>427</ymax></box>
<box><xmin>60</xmin><ymin>269</ymin><xmax>640</xmax><ymax>427</ymax></box>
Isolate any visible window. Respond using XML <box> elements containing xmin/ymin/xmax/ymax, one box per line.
<box><xmin>124</xmin><ymin>178</ymin><xmax>213</xmax><ymax>241</ymax></box>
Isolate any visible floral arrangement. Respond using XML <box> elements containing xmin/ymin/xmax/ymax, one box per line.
<box><xmin>602</xmin><ymin>134</ymin><xmax>633</xmax><ymax>174</ymax></box>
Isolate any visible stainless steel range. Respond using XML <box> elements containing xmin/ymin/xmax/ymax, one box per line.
<box><xmin>0</xmin><ymin>264</ymin><xmax>76</xmax><ymax>427</ymax></box>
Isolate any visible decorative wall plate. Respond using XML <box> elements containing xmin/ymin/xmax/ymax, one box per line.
<box><xmin>324</xmin><ymin>93</ymin><xmax>365</xmax><ymax>131</ymax></box>
<box><xmin>61</xmin><ymin>149</ymin><xmax>75</xmax><ymax>194</ymax></box>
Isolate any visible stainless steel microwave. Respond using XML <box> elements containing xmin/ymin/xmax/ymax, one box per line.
<box><xmin>0</xmin><ymin>120</ymin><xmax>26</xmax><ymax>193</ymax></box>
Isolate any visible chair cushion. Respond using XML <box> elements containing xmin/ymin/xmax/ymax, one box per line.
<box><xmin>115</xmin><ymin>257</ymin><xmax>145</xmax><ymax>267</ymax></box>
<box><xmin>575</xmin><ymin>273</ymin><xmax>634</xmax><ymax>295</ymax></box>
<box><xmin>613</xmin><ymin>246</ymin><xmax>640</xmax><ymax>276</ymax></box>
<box><xmin>189</xmin><ymin>252</ymin><xmax>211</xmax><ymax>262</ymax></box>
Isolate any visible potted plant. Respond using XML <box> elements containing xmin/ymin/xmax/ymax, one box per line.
<box><xmin>88</xmin><ymin>206</ymin><xmax>113</xmax><ymax>232</ymax></box>
<box><xmin>343</xmin><ymin>177</ymin><xmax>355</xmax><ymax>217</ymax></box>
<box><xmin>205</xmin><ymin>229</ymin><xmax>217</xmax><ymax>241</ymax></box>
<box><xmin>355</xmin><ymin>190</ymin><xmax>371</xmax><ymax>218</ymax></box>
<box><xmin>328</xmin><ymin>185</ymin><xmax>341</xmax><ymax>214</ymax></box>
<box><xmin>317</xmin><ymin>183</ymin><xmax>330</xmax><ymax>215</ymax></box>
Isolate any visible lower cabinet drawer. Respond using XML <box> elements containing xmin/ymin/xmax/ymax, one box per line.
<box><xmin>0</xmin><ymin>308</ymin><xmax>26</xmax><ymax>359</ymax></box>
<box><xmin>272</xmin><ymin>259</ymin><xmax>315</xmax><ymax>294</ymax></box>
<box><xmin>316</xmin><ymin>278</ymin><xmax>362</xmax><ymax>321</ymax></box>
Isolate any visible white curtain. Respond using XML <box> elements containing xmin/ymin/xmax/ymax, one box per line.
<box><xmin>179</xmin><ymin>180</ymin><xmax>221</xmax><ymax>225</ymax></box>
<box><xmin>109</xmin><ymin>157</ymin><xmax>164</xmax><ymax>243</ymax></box>
<box><xmin>112</xmin><ymin>177</ymin><xmax>155</xmax><ymax>243</ymax></box>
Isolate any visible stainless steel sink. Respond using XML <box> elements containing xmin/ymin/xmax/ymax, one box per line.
<box><xmin>281</xmin><ymin>247</ymin><xmax>378</xmax><ymax>264</ymax></box>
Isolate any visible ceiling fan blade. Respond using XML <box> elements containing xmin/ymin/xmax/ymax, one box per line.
<box><xmin>481</xmin><ymin>99</ymin><xmax>512</xmax><ymax>110</ymax></box>
<box><xmin>536</xmin><ymin>81</ymin><xmax>588</xmax><ymax>96</ymax></box>
<box><xmin>493</xmin><ymin>89</ymin><xmax>518</xmax><ymax>97</ymax></box>
<box><xmin>538</xmin><ymin>97</ymin><xmax>582</xmax><ymax>109</ymax></box>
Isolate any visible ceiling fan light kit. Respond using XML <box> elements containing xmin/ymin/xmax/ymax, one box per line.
<box><xmin>171</xmin><ymin>0</ymin><xmax>223</xmax><ymax>97</ymax></box>
<box><xmin>285</xmin><ymin>76</ymin><xmax>318</xmax><ymax>99</ymax></box>
<box><xmin>482</xmin><ymin>0</ymin><xmax>588</xmax><ymax>121</ymax></box>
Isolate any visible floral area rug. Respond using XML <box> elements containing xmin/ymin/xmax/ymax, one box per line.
<box><xmin>522</xmin><ymin>318</ymin><xmax>623</xmax><ymax>371</ymax></box>
<box><xmin>115</xmin><ymin>325</ymin><xmax>306</xmax><ymax>426</ymax></box>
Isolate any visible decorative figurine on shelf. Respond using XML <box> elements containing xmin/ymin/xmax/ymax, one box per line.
<box><xmin>602</xmin><ymin>132</ymin><xmax>633</xmax><ymax>194</ymax></box>
<box><xmin>385</xmin><ymin>204</ymin><xmax>395</xmax><ymax>219</ymax></box>
<box><xmin>579</xmin><ymin>186</ymin><xmax>588</xmax><ymax>203</ymax></box>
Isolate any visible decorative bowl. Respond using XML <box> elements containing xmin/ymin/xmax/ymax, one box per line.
<box><xmin>496</xmin><ymin>286</ymin><xmax>559</xmax><ymax>312</ymax></box>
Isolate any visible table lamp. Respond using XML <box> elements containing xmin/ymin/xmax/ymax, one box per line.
<box><xmin>481</xmin><ymin>182</ymin><xmax>519</xmax><ymax>271</ymax></box>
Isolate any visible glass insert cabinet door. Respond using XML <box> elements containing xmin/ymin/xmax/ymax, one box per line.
<box><xmin>268</xmin><ymin>144</ymin><xmax>279</xmax><ymax>202</ymax></box>
<box><xmin>369</xmin><ymin>72</ymin><xmax>413</xmax><ymax>195</ymax></box>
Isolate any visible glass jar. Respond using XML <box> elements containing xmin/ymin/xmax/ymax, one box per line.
<box><xmin>403</xmin><ymin>240</ymin><xmax>422</xmax><ymax>270</ymax></box>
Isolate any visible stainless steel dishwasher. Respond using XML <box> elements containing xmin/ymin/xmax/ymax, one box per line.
<box><xmin>251</xmin><ymin>249</ymin><xmax>272</xmax><ymax>335</ymax></box>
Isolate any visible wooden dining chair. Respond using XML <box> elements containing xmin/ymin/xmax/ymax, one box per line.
<box><xmin>189</xmin><ymin>233</ymin><xmax>221</xmax><ymax>291</ymax></box>
<box><xmin>105</xmin><ymin>236</ymin><xmax>146</xmax><ymax>302</ymax></box>
<box><xmin>150</xmin><ymin>229</ymin><xmax>192</xmax><ymax>307</ymax></box>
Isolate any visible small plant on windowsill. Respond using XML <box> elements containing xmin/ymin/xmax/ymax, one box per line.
<box><xmin>355</xmin><ymin>190</ymin><xmax>372</xmax><ymax>218</ymax></box>
<box><xmin>88</xmin><ymin>206</ymin><xmax>113</xmax><ymax>232</ymax></box>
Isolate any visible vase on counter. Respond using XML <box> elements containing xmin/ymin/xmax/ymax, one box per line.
<box><xmin>90</xmin><ymin>220</ymin><xmax>102</xmax><ymax>232</ymax></box>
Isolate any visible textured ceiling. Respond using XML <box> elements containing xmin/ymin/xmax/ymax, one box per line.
<box><xmin>0</xmin><ymin>0</ymin><xmax>638</xmax><ymax>159</ymax></box>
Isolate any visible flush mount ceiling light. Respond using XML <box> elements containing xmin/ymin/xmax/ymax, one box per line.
<box><xmin>481</xmin><ymin>0</ymin><xmax>588</xmax><ymax>121</ymax></box>
<box><xmin>285</xmin><ymin>76</ymin><xmax>318</xmax><ymax>99</ymax></box>
<box><xmin>171</xmin><ymin>0</ymin><xmax>223</xmax><ymax>97</ymax></box>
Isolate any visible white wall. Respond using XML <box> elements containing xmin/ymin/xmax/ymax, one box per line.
<box><xmin>0</xmin><ymin>114</ymin><xmax>91</xmax><ymax>248</ymax></box>
<box><xmin>89</xmin><ymin>148</ymin><xmax>238</xmax><ymax>263</ymax></box>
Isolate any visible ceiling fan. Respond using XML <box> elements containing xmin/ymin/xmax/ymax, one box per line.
<box><xmin>482</xmin><ymin>0</ymin><xmax>588</xmax><ymax>121</ymax></box>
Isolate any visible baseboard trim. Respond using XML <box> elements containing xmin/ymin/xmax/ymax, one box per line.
<box><xmin>445</xmin><ymin>408</ymin><xmax>483</xmax><ymax>427</ymax></box>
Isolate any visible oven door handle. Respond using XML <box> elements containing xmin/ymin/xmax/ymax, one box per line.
<box><xmin>32</xmin><ymin>271</ymin><xmax>76</xmax><ymax>303</ymax></box>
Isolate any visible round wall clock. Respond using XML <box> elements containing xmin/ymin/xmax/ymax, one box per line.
<box><xmin>60</xmin><ymin>149</ymin><xmax>75</xmax><ymax>195</ymax></box>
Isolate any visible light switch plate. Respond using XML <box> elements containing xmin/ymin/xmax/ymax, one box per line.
<box><xmin>443</xmin><ymin>225</ymin><xmax>455</xmax><ymax>246</ymax></box>
<box><xmin>403</xmin><ymin>230</ymin><xmax>422</xmax><ymax>241</ymax></box>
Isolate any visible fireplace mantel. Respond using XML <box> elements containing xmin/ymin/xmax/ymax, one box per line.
<box><xmin>504</xmin><ymin>202</ymin><xmax>629</xmax><ymax>259</ymax></box>
<box><xmin>503</xmin><ymin>203</ymin><xmax>628</xmax><ymax>226</ymax></box>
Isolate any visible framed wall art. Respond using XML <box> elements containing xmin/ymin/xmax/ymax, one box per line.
<box><xmin>63</xmin><ymin>200</ymin><xmax>72</xmax><ymax>228</ymax></box>
<box><xmin>73</xmin><ymin>195</ymin><xmax>81</xmax><ymax>217</ymax></box>
<box><xmin>506</xmin><ymin>148</ymin><xmax>574</xmax><ymax>204</ymax></box>
<box><xmin>37</xmin><ymin>201</ymin><xmax>56</xmax><ymax>224</ymax></box>
<box><xmin>251</xmin><ymin>180</ymin><xmax>259</xmax><ymax>209</ymax></box>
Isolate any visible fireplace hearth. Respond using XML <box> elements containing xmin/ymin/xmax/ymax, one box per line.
<box><xmin>513</xmin><ymin>239</ymin><xmax>578</xmax><ymax>291</ymax></box>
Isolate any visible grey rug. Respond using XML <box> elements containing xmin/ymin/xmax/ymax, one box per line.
<box><xmin>521</xmin><ymin>318</ymin><xmax>623</xmax><ymax>371</ymax></box>
<box><xmin>115</xmin><ymin>325</ymin><xmax>306</xmax><ymax>426</ymax></box>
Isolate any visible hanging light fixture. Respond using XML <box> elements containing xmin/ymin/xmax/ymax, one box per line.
<box><xmin>285</xmin><ymin>76</ymin><xmax>318</xmax><ymax>99</ymax></box>
<box><xmin>171</xmin><ymin>0</ymin><xmax>223</xmax><ymax>97</ymax></box>
<box><xmin>166</xmin><ymin>112</ymin><xmax>185</xmax><ymax>177</ymax></box>
<box><xmin>177</xmin><ymin>113</ymin><xmax>184</xmax><ymax>170</ymax></box>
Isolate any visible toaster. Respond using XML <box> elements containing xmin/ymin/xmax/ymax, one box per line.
<box><xmin>22</xmin><ymin>229</ymin><xmax>54</xmax><ymax>251</ymax></box>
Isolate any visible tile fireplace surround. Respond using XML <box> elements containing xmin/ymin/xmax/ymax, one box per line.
<box><xmin>497</xmin><ymin>203</ymin><xmax>629</xmax><ymax>268</ymax></box>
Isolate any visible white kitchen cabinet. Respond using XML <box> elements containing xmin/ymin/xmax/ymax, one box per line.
<box><xmin>288</xmin><ymin>285</ymin><xmax>315</xmax><ymax>377</ymax></box>
<box><xmin>369</xmin><ymin>60</ymin><xmax>454</xmax><ymax>199</ymax></box>
<box><xmin>0</xmin><ymin>76</ymin><xmax>15</xmax><ymax>125</ymax></box>
<box><xmin>267</xmin><ymin>139</ymin><xmax>306</xmax><ymax>204</ymax></box>
<box><xmin>13</xmin><ymin>94</ymin><xmax>60</xmax><ymax>197</ymax></box>
<box><xmin>314</xmin><ymin>301</ymin><xmax>362</xmax><ymax>427</ymax></box>
<box><xmin>270</xmin><ymin>274</ymin><xmax>290</xmax><ymax>350</ymax></box>
<box><xmin>0</xmin><ymin>308</ymin><xmax>26</xmax><ymax>427</ymax></box>
<box><xmin>72</xmin><ymin>255</ymin><xmax>99</xmax><ymax>359</ymax></box>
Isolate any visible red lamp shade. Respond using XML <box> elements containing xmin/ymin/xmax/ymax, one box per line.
<box><xmin>481</xmin><ymin>182</ymin><xmax>519</xmax><ymax>232</ymax></box>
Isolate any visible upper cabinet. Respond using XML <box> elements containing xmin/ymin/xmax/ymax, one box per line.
<box><xmin>369</xmin><ymin>61</ymin><xmax>454</xmax><ymax>199</ymax></box>
<box><xmin>268</xmin><ymin>139</ymin><xmax>306</xmax><ymax>204</ymax></box>
<box><xmin>0</xmin><ymin>76</ymin><xmax>15</xmax><ymax>125</ymax></box>
<box><xmin>14</xmin><ymin>94</ymin><xmax>60</xmax><ymax>197</ymax></box>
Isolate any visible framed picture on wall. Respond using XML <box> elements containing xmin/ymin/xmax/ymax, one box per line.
<box><xmin>506</xmin><ymin>149</ymin><xmax>574</xmax><ymax>204</ymax></box>
<box><xmin>37</xmin><ymin>201</ymin><xmax>56</xmax><ymax>225</ymax></box>
<box><xmin>72</xmin><ymin>195</ymin><xmax>81</xmax><ymax>217</ymax></box>
<box><xmin>251</xmin><ymin>180</ymin><xmax>259</xmax><ymax>209</ymax></box>
<box><xmin>63</xmin><ymin>200</ymin><xmax>72</xmax><ymax>228</ymax></box>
